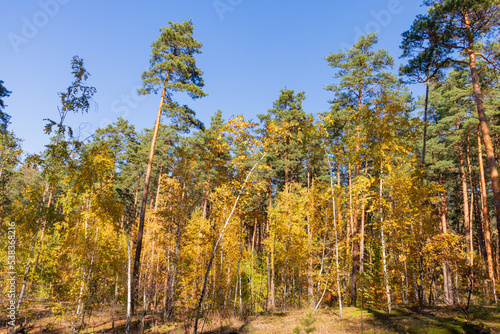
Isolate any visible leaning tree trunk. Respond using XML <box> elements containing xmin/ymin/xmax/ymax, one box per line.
<box><xmin>192</xmin><ymin>154</ymin><xmax>266</xmax><ymax>334</ymax></box>
<box><xmin>325</xmin><ymin>151</ymin><xmax>343</xmax><ymax>316</ymax></box>
<box><xmin>132</xmin><ymin>84</ymin><xmax>167</xmax><ymax>313</ymax></box>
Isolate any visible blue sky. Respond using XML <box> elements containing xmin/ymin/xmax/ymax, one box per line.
<box><xmin>1</xmin><ymin>0</ymin><xmax>427</xmax><ymax>155</ymax></box>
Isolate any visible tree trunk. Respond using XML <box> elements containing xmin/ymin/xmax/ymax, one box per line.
<box><xmin>266</xmin><ymin>250</ymin><xmax>270</xmax><ymax>312</ymax></box>
<box><xmin>471</xmin><ymin>173</ymin><xmax>486</xmax><ymax>259</ymax></box>
<box><xmin>126</xmin><ymin>237</ymin><xmax>132</xmax><ymax>334</ymax></box>
<box><xmin>16</xmin><ymin>183</ymin><xmax>50</xmax><ymax>316</ymax></box>
<box><xmin>315</xmin><ymin>211</ymin><xmax>329</xmax><ymax>307</ymax></box>
<box><xmin>326</xmin><ymin>152</ymin><xmax>343</xmax><ymax>316</ymax></box>
<box><xmin>421</xmin><ymin>78</ymin><xmax>429</xmax><ymax>165</ymax></box>
<box><xmin>438</xmin><ymin>179</ymin><xmax>454</xmax><ymax>305</ymax></box>
<box><xmin>466</xmin><ymin>141</ymin><xmax>476</xmax><ymax>262</ymax></box>
<box><xmin>233</xmin><ymin>220</ymin><xmax>243</xmax><ymax>314</ymax></box>
<box><xmin>132</xmin><ymin>85</ymin><xmax>167</xmax><ymax>312</ymax></box>
<box><xmin>459</xmin><ymin>137</ymin><xmax>472</xmax><ymax>265</ymax></box>
<box><xmin>250</xmin><ymin>218</ymin><xmax>257</xmax><ymax>310</ymax></box>
<box><xmin>307</xmin><ymin>215</ymin><xmax>314</xmax><ymax>307</ymax></box>
<box><xmin>380</xmin><ymin>175</ymin><xmax>392</xmax><ymax>313</ymax></box>
<box><xmin>271</xmin><ymin>222</ymin><xmax>276</xmax><ymax>311</ymax></box>
<box><xmin>192</xmin><ymin>154</ymin><xmax>265</xmax><ymax>334</ymax></box>
<box><xmin>112</xmin><ymin>274</ymin><xmax>118</xmax><ymax>329</ymax></box>
<box><xmin>33</xmin><ymin>187</ymin><xmax>53</xmax><ymax>274</ymax></box>
<box><xmin>477</xmin><ymin>126</ymin><xmax>498</xmax><ymax>302</ymax></box>
<box><xmin>359</xmin><ymin>160</ymin><xmax>368</xmax><ymax>275</ymax></box>
<box><xmin>154</xmin><ymin>166</ymin><xmax>163</xmax><ymax>213</ymax></box>
<box><xmin>467</xmin><ymin>40</ymin><xmax>500</xmax><ymax>265</ymax></box>
<box><xmin>347</xmin><ymin>161</ymin><xmax>357</xmax><ymax>306</ymax></box>
<box><xmin>133</xmin><ymin>172</ymin><xmax>141</xmax><ymax>221</ymax></box>
<box><xmin>168</xmin><ymin>182</ymin><xmax>186</xmax><ymax>318</ymax></box>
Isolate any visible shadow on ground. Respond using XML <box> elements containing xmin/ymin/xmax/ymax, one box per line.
<box><xmin>364</xmin><ymin>306</ymin><xmax>495</xmax><ymax>334</ymax></box>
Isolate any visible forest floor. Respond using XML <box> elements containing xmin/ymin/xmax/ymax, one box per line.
<box><xmin>3</xmin><ymin>304</ymin><xmax>500</xmax><ymax>334</ymax></box>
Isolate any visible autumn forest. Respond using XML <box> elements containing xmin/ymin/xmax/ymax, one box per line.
<box><xmin>3</xmin><ymin>1</ymin><xmax>500</xmax><ymax>333</ymax></box>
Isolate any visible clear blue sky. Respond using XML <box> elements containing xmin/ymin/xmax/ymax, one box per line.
<box><xmin>1</xmin><ymin>0</ymin><xmax>427</xmax><ymax>155</ymax></box>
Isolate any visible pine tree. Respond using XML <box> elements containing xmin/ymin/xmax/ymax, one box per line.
<box><xmin>0</xmin><ymin>80</ymin><xmax>12</xmax><ymax>131</ymax></box>
<box><xmin>0</xmin><ymin>80</ymin><xmax>21</xmax><ymax>214</ymax></box>
<box><xmin>401</xmin><ymin>0</ymin><xmax>500</xmax><ymax>267</ymax></box>
<box><xmin>325</xmin><ymin>33</ymin><xmax>398</xmax><ymax>307</ymax></box>
<box><xmin>133</xmin><ymin>20</ymin><xmax>207</xmax><ymax>312</ymax></box>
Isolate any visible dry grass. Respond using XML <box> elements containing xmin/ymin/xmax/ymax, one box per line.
<box><xmin>240</xmin><ymin>307</ymin><xmax>390</xmax><ymax>334</ymax></box>
<box><xmin>3</xmin><ymin>304</ymin><xmax>500</xmax><ymax>333</ymax></box>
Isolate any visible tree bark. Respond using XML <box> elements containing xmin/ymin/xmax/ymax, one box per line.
<box><xmin>154</xmin><ymin>166</ymin><xmax>163</xmax><ymax>213</ymax></box>
<box><xmin>133</xmin><ymin>172</ymin><xmax>141</xmax><ymax>221</ymax></box>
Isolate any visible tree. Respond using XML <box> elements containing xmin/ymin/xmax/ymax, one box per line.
<box><xmin>0</xmin><ymin>80</ymin><xmax>21</xmax><ymax>213</ymax></box>
<box><xmin>257</xmin><ymin>89</ymin><xmax>322</xmax><ymax>308</ymax></box>
<box><xmin>401</xmin><ymin>0</ymin><xmax>500</xmax><ymax>267</ymax></box>
<box><xmin>192</xmin><ymin>115</ymin><xmax>266</xmax><ymax>333</ymax></box>
<box><xmin>132</xmin><ymin>20</ymin><xmax>207</xmax><ymax>312</ymax></box>
<box><xmin>14</xmin><ymin>56</ymin><xmax>96</xmax><ymax>328</ymax></box>
<box><xmin>325</xmin><ymin>33</ymin><xmax>398</xmax><ymax>307</ymax></box>
<box><xmin>94</xmin><ymin>118</ymin><xmax>138</xmax><ymax>215</ymax></box>
<box><xmin>0</xmin><ymin>80</ymin><xmax>12</xmax><ymax>131</ymax></box>
<box><xmin>399</xmin><ymin>14</ymin><xmax>447</xmax><ymax>165</ymax></box>
<box><xmin>257</xmin><ymin>89</ymin><xmax>312</xmax><ymax>190</ymax></box>
<box><xmin>424</xmin><ymin>68</ymin><xmax>474</xmax><ymax>305</ymax></box>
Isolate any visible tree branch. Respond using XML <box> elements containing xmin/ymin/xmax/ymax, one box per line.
<box><xmin>476</xmin><ymin>52</ymin><xmax>500</xmax><ymax>72</ymax></box>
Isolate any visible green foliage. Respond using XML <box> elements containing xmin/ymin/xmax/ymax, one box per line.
<box><xmin>0</xmin><ymin>79</ymin><xmax>12</xmax><ymax>130</ymax></box>
<box><xmin>258</xmin><ymin>89</ymin><xmax>321</xmax><ymax>191</ymax></box>
<box><xmin>138</xmin><ymin>20</ymin><xmax>207</xmax><ymax>131</ymax></box>
<box><xmin>325</xmin><ymin>33</ymin><xmax>398</xmax><ymax>111</ymax></box>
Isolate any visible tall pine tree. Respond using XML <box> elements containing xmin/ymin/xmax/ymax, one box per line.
<box><xmin>132</xmin><ymin>20</ymin><xmax>207</xmax><ymax>311</ymax></box>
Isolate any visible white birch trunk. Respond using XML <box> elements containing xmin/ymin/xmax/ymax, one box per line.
<box><xmin>193</xmin><ymin>153</ymin><xmax>266</xmax><ymax>334</ymax></box>
<box><xmin>380</xmin><ymin>176</ymin><xmax>392</xmax><ymax>313</ymax></box>
<box><xmin>325</xmin><ymin>150</ymin><xmax>342</xmax><ymax>317</ymax></box>
<box><xmin>126</xmin><ymin>237</ymin><xmax>132</xmax><ymax>334</ymax></box>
